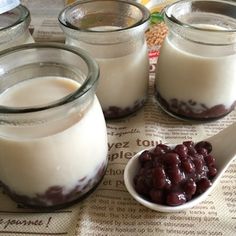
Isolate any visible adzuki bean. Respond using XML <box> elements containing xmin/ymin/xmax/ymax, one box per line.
<box><xmin>134</xmin><ymin>141</ymin><xmax>217</xmax><ymax>206</ymax></box>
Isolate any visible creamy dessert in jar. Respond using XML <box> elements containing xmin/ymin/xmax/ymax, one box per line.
<box><xmin>156</xmin><ymin>27</ymin><xmax>236</xmax><ymax>120</ymax></box>
<box><xmin>0</xmin><ymin>43</ymin><xmax>108</xmax><ymax>209</ymax></box>
<box><xmin>155</xmin><ymin>0</ymin><xmax>236</xmax><ymax>120</ymax></box>
<box><xmin>0</xmin><ymin>76</ymin><xmax>108</xmax><ymax>208</ymax></box>
<box><xmin>0</xmin><ymin>4</ymin><xmax>34</xmax><ymax>51</ymax></box>
<box><xmin>59</xmin><ymin>0</ymin><xmax>150</xmax><ymax>119</ymax></box>
<box><xmin>67</xmin><ymin>32</ymin><xmax>149</xmax><ymax>119</ymax></box>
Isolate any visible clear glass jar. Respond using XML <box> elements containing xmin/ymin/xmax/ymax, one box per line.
<box><xmin>0</xmin><ymin>0</ymin><xmax>20</xmax><ymax>14</ymax></box>
<box><xmin>0</xmin><ymin>43</ymin><xmax>108</xmax><ymax>209</ymax></box>
<box><xmin>155</xmin><ymin>0</ymin><xmax>236</xmax><ymax>121</ymax></box>
<box><xmin>0</xmin><ymin>4</ymin><xmax>34</xmax><ymax>51</ymax></box>
<box><xmin>59</xmin><ymin>0</ymin><xmax>150</xmax><ymax>119</ymax></box>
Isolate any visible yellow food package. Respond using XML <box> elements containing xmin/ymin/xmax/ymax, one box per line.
<box><xmin>64</xmin><ymin>0</ymin><xmax>76</xmax><ymax>5</ymax></box>
<box><xmin>138</xmin><ymin>0</ymin><xmax>176</xmax><ymax>12</ymax></box>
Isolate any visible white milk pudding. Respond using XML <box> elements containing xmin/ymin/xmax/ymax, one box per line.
<box><xmin>66</xmin><ymin>26</ymin><xmax>149</xmax><ymax>119</ymax></box>
<box><xmin>0</xmin><ymin>76</ymin><xmax>108</xmax><ymax>208</ymax></box>
<box><xmin>156</xmin><ymin>23</ymin><xmax>236</xmax><ymax>120</ymax></box>
<box><xmin>59</xmin><ymin>0</ymin><xmax>150</xmax><ymax>118</ymax></box>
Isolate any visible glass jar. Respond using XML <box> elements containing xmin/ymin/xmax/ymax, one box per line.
<box><xmin>155</xmin><ymin>0</ymin><xmax>236</xmax><ymax>121</ymax></box>
<box><xmin>0</xmin><ymin>0</ymin><xmax>20</xmax><ymax>14</ymax></box>
<box><xmin>0</xmin><ymin>43</ymin><xmax>108</xmax><ymax>209</ymax></box>
<box><xmin>0</xmin><ymin>4</ymin><xmax>34</xmax><ymax>51</ymax></box>
<box><xmin>59</xmin><ymin>0</ymin><xmax>150</xmax><ymax>119</ymax></box>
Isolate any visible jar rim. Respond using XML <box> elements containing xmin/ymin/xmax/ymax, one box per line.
<box><xmin>0</xmin><ymin>4</ymin><xmax>30</xmax><ymax>32</ymax></box>
<box><xmin>164</xmin><ymin>0</ymin><xmax>236</xmax><ymax>44</ymax></box>
<box><xmin>58</xmin><ymin>0</ymin><xmax>150</xmax><ymax>33</ymax></box>
<box><xmin>0</xmin><ymin>43</ymin><xmax>99</xmax><ymax>115</ymax></box>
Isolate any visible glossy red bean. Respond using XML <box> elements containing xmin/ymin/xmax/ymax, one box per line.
<box><xmin>174</xmin><ymin>144</ymin><xmax>188</xmax><ymax>159</ymax></box>
<box><xmin>197</xmin><ymin>178</ymin><xmax>212</xmax><ymax>194</ymax></box>
<box><xmin>139</xmin><ymin>150</ymin><xmax>152</xmax><ymax>164</ymax></box>
<box><xmin>193</xmin><ymin>158</ymin><xmax>204</xmax><ymax>172</ymax></box>
<box><xmin>184</xmin><ymin>178</ymin><xmax>197</xmax><ymax>196</ymax></box>
<box><xmin>153</xmin><ymin>145</ymin><xmax>166</xmax><ymax>155</ymax></box>
<box><xmin>195</xmin><ymin>141</ymin><xmax>212</xmax><ymax>154</ymax></box>
<box><xmin>167</xmin><ymin>166</ymin><xmax>183</xmax><ymax>184</ymax></box>
<box><xmin>150</xmin><ymin>189</ymin><xmax>164</xmax><ymax>204</ymax></box>
<box><xmin>153</xmin><ymin>166</ymin><xmax>166</xmax><ymax>189</ymax></box>
<box><xmin>163</xmin><ymin>152</ymin><xmax>181</xmax><ymax>166</ymax></box>
<box><xmin>166</xmin><ymin>191</ymin><xmax>186</xmax><ymax>206</ymax></box>
<box><xmin>205</xmin><ymin>154</ymin><xmax>216</xmax><ymax>167</ymax></box>
<box><xmin>183</xmin><ymin>141</ymin><xmax>194</xmax><ymax>149</ymax></box>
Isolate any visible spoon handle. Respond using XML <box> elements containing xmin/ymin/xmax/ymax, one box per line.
<box><xmin>207</xmin><ymin>122</ymin><xmax>236</xmax><ymax>170</ymax></box>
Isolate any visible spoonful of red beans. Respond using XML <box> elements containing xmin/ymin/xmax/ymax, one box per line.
<box><xmin>124</xmin><ymin>123</ymin><xmax>236</xmax><ymax>212</ymax></box>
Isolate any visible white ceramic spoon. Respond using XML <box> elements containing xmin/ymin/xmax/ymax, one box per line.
<box><xmin>124</xmin><ymin>122</ymin><xmax>236</xmax><ymax>212</ymax></box>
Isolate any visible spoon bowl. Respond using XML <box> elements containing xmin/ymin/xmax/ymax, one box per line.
<box><xmin>124</xmin><ymin>122</ymin><xmax>236</xmax><ymax>212</ymax></box>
